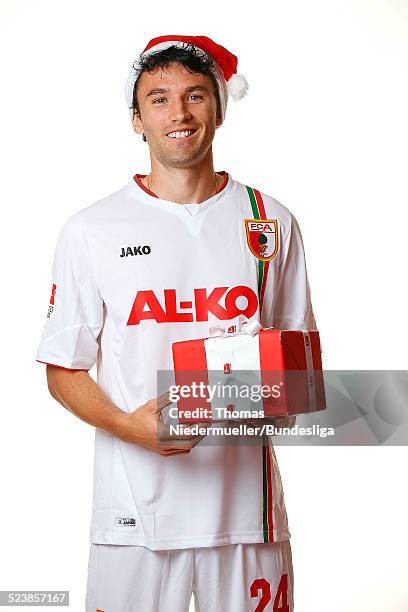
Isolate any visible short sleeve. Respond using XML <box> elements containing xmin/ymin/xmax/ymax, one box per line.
<box><xmin>272</xmin><ymin>212</ymin><xmax>317</xmax><ymax>330</ymax></box>
<box><xmin>36</xmin><ymin>214</ymin><xmax>104</xmax><ymax>370</ymax></box>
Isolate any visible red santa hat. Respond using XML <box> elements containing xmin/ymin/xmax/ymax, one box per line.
<box><xmin>124</xmin><ymin>35</ymin><xmax>248</xmax><ymax>123</ymax></box>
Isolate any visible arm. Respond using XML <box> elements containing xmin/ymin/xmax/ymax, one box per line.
<box><xmin>38</xmin><ymin>216</ymin><xmax>208</xmax><ymax>455</ymax></box>
<box><xmin>273</xmin><ymin>212</ymin><xmax>317</xmax><ymax>331</ymax></box>
<box><xmin>269</xmin><ymin>211</ymin><xmax>317</xmax><ymax>428</ymax></box>
<box><xmin>46</xmin><ymin>366</ymin><xmax>129</xmax><ymax>439</ymax></box>
<box><xmin>45</xmin><ymin>366</ymin><xmax>207</xmax><ymax>456</ymax></box>
<box><xmin>247</xmin><ymin>212</ymin><xmax>316</xmax><ymax>431</ymax></box>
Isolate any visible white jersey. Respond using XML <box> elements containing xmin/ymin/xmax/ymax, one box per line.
<box><xmin>36</xmin><ymin>171</ymin><xmax>316</xmax><ymax>550</ymax></box>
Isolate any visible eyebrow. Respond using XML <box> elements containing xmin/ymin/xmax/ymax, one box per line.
<box><xmin>145</xmin><ymin>84</ymin><xmax>210</xmax><ymax>98</ymax></box>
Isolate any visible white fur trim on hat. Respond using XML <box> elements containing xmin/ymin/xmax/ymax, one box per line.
<box><xmin>227</xmin><ymin>74</ymin><xmax>249</xmax><ymax>101</ymax></box>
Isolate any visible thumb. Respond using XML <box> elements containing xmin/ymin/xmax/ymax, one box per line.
<box><xmin>154</xmin><ymin>390</ymin><xmax>173</xmax><ymax>414</ymax></box>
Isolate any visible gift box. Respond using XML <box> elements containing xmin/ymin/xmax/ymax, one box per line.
<box><xmin>171</xmin><ymin>318</ymin><xmax>326</xmax><ymax>424</ymax></box>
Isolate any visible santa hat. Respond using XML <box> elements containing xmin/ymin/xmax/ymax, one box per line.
<box><xmin>124</xmin><ymin>35</ymin><xmax>248</xmax><ymax>123</ymax></box>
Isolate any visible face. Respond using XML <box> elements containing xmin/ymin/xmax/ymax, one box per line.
<box><xmin>132</xmin><ymin>62</ymin><xmax>222</xmax><ymax>168</ymax></box>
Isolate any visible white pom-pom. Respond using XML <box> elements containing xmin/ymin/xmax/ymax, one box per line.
<box><xmin>227</xmin><ymin>74</ymin><xmax>249</xmax><ymax>100</ymax></box>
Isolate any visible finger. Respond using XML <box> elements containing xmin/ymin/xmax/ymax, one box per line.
<box><xmin>158</xmin><ymin>437</ymin><xmax>203</xmax><ymax>450</ymax></box>
<box><xmin>160</xmin><ymin>448</ymin><xmax>191</xmax><ymax>456</ymax></box>
<box><xmin>155</xmin><ymin>440</ymin><xmax>192</xmax><ymax>451</ymax></box>
<box><xmin>157</xmin><ymin>422</ymin><xmax>210</xmax><ymax>442</ymax></box>
<box><xmin>154</xmin><ymin>390</ymin><xmax>174</xmax><ymax>413</ymax></box>
<box><xmin>190</xmin><ymin>436</ymin><xmax>206</xmax><ymax>448</ymax></box>
<box><xmin>159</xmin><ymin>433</ymin><xmax>208</xmax><ymax>449</ymax></box>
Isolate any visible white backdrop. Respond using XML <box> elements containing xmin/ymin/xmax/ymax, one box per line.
<box><xmin>1</xmin><ymin>0</ymin><xmax>407</xmax><ymax>610</ymax></box>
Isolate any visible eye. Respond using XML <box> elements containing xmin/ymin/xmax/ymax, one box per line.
<box><xmin>187</xmin><ymin>95</ymin><xmax>203</xmax><ymax>101</ymax></box>
<box><xmin>152</xmin><ymin>98</ymin><xmax>166</xmax><ymax>104</ymax></box>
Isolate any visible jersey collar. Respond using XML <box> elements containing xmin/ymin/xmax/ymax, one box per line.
<box><xmin>130</xmin><ymin>171</ymin><xmax>232</xmax><ymax>217</ymax></box>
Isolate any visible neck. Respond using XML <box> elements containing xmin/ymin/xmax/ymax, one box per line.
<box><xmin>141</xmin><ymin>153</ymin><xmax>221</xmax><ymax>204</ymax></box>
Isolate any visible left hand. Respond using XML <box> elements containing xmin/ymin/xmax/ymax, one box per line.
<box><xmin>241</xmin><ymin>414</ymin><xmax>296</xmax><ymax>431</ymax></box>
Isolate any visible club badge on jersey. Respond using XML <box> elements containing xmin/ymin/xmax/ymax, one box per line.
<box><xmin>244</xmin><ymin>219</ymin><xmax>279</xmax><ymax>261</ymax></box>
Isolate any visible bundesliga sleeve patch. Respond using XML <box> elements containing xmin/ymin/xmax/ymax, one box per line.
<box><xmin>244</xmin><ymin>219</ymin><xmax>279</xmax><ymax>261</ymax></box>
<box><xmin>47</xmin><ymin>283</ymin><xmax>57</xmax><ymax>318</ymax></box>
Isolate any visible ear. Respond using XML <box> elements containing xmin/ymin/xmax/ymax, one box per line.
<box><xmin>215</xmin><ymin>116</ymin><xmax>223</xmax><ymax>129</ymax></box>
<box><xmin>132</xmin><ymin>110</ymin><xmax>144</xmax><ymax>136</ymax></box>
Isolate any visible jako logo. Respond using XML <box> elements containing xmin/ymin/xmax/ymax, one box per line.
<box><xmin>120</xmin><ymin>245</ymin><xmax>151</xmax><ymax>257</ymax></box>
<box><xmin>127</xmin><ymin>286</ymin><xmax>258</xmax><ymax>325</ymax></box>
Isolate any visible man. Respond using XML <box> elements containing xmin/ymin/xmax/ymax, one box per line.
<box><xmin>37</xmin><ymin>34</ymin><xmax>317</xmax><ymax>612</ymax></box>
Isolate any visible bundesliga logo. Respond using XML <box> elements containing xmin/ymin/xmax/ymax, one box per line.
<box><xmin>115</xmin><ymin>517</ymin><xmax>136</xmax><ymax>527</ymax></box>
<box><xmin>47</xmin><ymin>283</ymin><xmax>57</xmax><ymax>318</ymax></box>
<box><xmin>127</xmin><ymin>285</ymin><xmax>259</xmax><ymax>325</ymax></box>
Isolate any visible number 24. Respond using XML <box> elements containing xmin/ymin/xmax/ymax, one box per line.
<box><xmin>250</xmin><ymin>573</ymin><xmax>289</xmax><ymax>611</ymax></box>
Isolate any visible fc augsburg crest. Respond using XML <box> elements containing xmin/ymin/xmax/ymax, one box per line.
<box><xmin>244</xmin><ymin>219</ymin><xmax>279</xmax><ymax>261</ymax></box>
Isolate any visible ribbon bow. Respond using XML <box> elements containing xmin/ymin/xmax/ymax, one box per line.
<box><xmin>208</xmin><ymin>314</ymin><xmax>263</xmax><ymax>338</ymax></box>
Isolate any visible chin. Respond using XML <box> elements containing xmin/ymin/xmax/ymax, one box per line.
<box><xmin>158</xmin><ymin>151</ymin><xmax>205</xmax><ymax>168</ymax></box>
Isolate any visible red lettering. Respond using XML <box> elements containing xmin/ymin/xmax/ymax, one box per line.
<box><xmin>127</xmin><ymin>290</ymin><xmax>167</xmax><ymax>325</ymax></box>
<box><xmin>164</xmin><ymin>289</ymin><xmax>193</xmax><ymax>322</ymax></box>
<box><xmin>126</xmin><ymin>286</ymin><xmax>259</xmax><ymax>325</ymax></box>
<box><xmin>224</xmin><ymin>285</ymin><xmax>258</xmax><ymax>318</ymax></box>
<box><xmin>194</xmin><ymin>287</ymin><xmax>229</xmax><ymax>321</ymax></box>
<box><xmin>250</xmin><ymin>222</ymin><xmax>274</xmax><ymax>232</ymax></box>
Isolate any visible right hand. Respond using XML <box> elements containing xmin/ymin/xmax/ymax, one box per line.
<box><xmin>118</xmin><ymin>391</ymin><xmax>211</xmax><ymax>456</ymax></box>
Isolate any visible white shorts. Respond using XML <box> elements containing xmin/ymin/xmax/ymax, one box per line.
<box><xmin>85</xmin><ymin>539</ymin><xmax>294</xmax><ymax>612</ymax></box>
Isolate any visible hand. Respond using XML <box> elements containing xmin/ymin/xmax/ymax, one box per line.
<box><xmin>117</xmin><ymin>391</ymin><xmax>211</xmax><ymax>456</ymax></box>
<box><xmin>241</xmin><ymin>414</ymin><xmax>297</xmax><ymax>432</ymax></box>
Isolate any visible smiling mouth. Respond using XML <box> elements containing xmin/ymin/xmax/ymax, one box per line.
<box><xmin>166</xmin><ymin>129</ymin><xmax>197</xmax><ymax>139</ymax></box>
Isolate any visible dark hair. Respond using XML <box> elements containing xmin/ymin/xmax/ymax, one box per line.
<box><xmin>132</xmin><ymin>43</ymin><xmax>220</xmax><ymax>118</ymax></box>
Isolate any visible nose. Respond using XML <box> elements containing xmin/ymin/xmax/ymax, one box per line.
<box><xmin>168</xmin><ymin>97</ymin><xmax>192</xmax><ymax>122</ymax></box>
